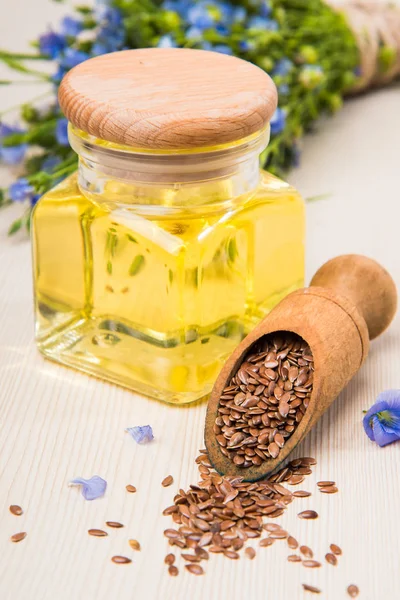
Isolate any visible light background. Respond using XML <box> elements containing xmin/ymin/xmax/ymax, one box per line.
<box><xmin>0</xmin><ymin>1</ymin><xmax>400</xmax><ymax>599</ymax></box>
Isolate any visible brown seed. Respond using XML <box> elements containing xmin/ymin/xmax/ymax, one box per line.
<box><xmin>288</xmin><ymin>475</ymin><xmax>305</xmax><ymax>485</ymax></box>
<box><xmin>111</xmin><ymin>556</ymin><xmax>131</xmax><ymax>564</ymax></box>
<box><xmin>302</xmin><ymin>560</ymin><xmax>321</xmax><ymax>568</ymax></box>
<box><xmin>259</xmin><ymin>538</ymin><xmax>274</xmax><ymax>547</ymax></box>
<box><xmin>195</xmin><ymin>546</ymin><xmax>209</xmax><ymax>560</ymax></box>
<box><xmin>330</xmin><ymin>543</ymin><xmax>342</xmax><ymax>555</ymax></box>
<box><xmin>298</xmin><ymin>510</ymin><xmax>318</xmax><ymax>520</ymax></box>
<box><xmin>264</xmin><ymin>523</ymin><xmax>282</xmax><ymax>532</ymax></box>
<box><xmin>10</xmin><ymin>532</ymin><xmax>27</xmax><ymax>543</ymax></box>
<box><xmin>287</xmin><ymin>536</ymin><xmax>298</xmax><ymax>549</ymax></box>
<box><xmin>162</xmin><ymin>475</ymin><xmax>174</xmax><ymax>487</ymax></box>
<box><xmin>288</xmin><ymin>554</ymin><xmax>302</xmax><ymax>562</ymax></box>
<box><xmin>302</xmin><ymin>584</ymin><xmax>321</xmax><ymax>594</ymax></box>
<box><xmin>293</xmin><ymin>490</ymin><xmax>311</xmax><ymax>498</ymax></box>
<box><xmin>300</xmin><ymin>545</ymin><xmax>313</xmax><ymax>558</ymax></box>
<box><xmin>168</xmin><ymin>565</ymin><xmax>179</xmax><ymax>576</ymax></box>
<box><xmin>165</xmin><ymin>553</ymin><xmax>175</xmax><ymax>565</ymax></box>
<box><xmin>269</xmin><ymin>531</ymin><xmax>288</xmax><ymax>539</ymax></box>
<box><xmin>347</xmin><ymin>584</ymin><xmax>359</xmax><ymax>597</ymax></box>
<box><xmin>185</xmin><ymin>564</ymin><xmax>204</xmax><ymax>575</ymax></box>
<box><xmin>182</xmin><ymin>553</ymin><xmax>201</xmax><ymax>563</ymax></box>
<box><xmin>325</xmin><ymin>552</ymin><xmax>337</xmax><ymax>566</ymax></box>
<box><xmin>245</xmin><ymin>547</ymin><xmax>256</xmax><ymax>559</ymax></box>
<box><xmin>319</xmin><ymin>486</ymin><xmax>338</xmax><ymax>494</ymax></box>
<box><xmin>9</xmin><ymin>505</ymin><xmax>23</xmax><ymax>516</ymax></box>
<box><xmin>88</xmin><ymin>529</ymin><xmax>108</xmax><ymax>537</ymax></box>
<box><xmin>164</xmin><ymin>529</ymin><xmax>180</xmax><ymax>539</ymax></box>
<box><xmin>317</xmin><ymin>481</ymin><xmax>335</xmax><ymax>487</ymax></box>
<box><xmin>129</xmin><ymin>539</ymin><xmax>141</xmax><ymax>551</ymax></box>
<box><xmin>224</xmin><ymin>550</ymin><xmax>240</xmax><ymax>559</ymax></box>
<box><xmin>126</xmin><ymin>484</ymin><xmax>137</xmax><ymax>493</ymax></box>
<box><xmin>106</xmin><ymin>521</ymin><xmax>124</xmax><ymax>528</ymax></box>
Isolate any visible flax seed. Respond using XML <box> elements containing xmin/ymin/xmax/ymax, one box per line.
<box><xmin>165</xmin><ymin>553</ymin><xmax>175</xmax><ymax>565</ymax></box>
<box><xmin>330</xmin><ymin>543</ymin><xmax>342</xmax><ymax>555</ymax></box>
<box><xmin>302</xmin><ymin>560</ymin><xmax>321</xmax><ymax>568</ymax></box>
<box><xmin>129</xmin><ymin>539</ymin><xmax>141</xmax><ymax>551</ymax></box>
<box><xmin>106</xmin><ymin>521</ymin><xmax>124</xmax><ymax>528</ymax></box>
<box><xmin>111</xmin><ymin>556</ymin><xmax>131</xmax><ymax>564</ymax></box>
<box><xmin>347</xmin><ymin>584</ymin><xmax>359</xmax><ymax>597</ymax></box>
<box><xmin>10</xmin><ymin>532</ymin><xmax>27</xmax><ymax>543</ymax></box>
<box><xmin>88</xmin><ymin>529</ymin><xmax>108</xmax><ymax>537</ymax></box>
<box><xmin>9</xmin><ymin>505</ymin><xmax>23</xmax><ymax>516</ymax></box>
<box><xmin>126</xmin><ymin>484</ymin><xmax>137</xmax><ymax>493</ymax></box>
<box><xmin>298</xmin><ymin>510</ymin><xmax>318</xmax><ymax>520</ymax></box>
<box><xmin>168</xmin><ymin>565</ymin><xmax>179</xmax><ymax>576</ymax></box>
<box><xmin>300</xmin><ymin>546</ymin><xmax>313</xmax><ymax>558</ymax></box>
<box><xmin>185</xmin><ymin>564</ymin><xmax>204</xmax><ymax>575</ymax></box>
<box><xmin>325</xmin><ymin>552</ymin><xmax>337</xmax><ymax>565</ymax></box>
<box><xmin>302</xmin><ymin>584</ymin><xmax>321</xmax><ymax>594</ymax></box>
<box><xmin>162</xmin><ymin>475</ymin><xmax>174</xmax><ymax>487</ymax></box>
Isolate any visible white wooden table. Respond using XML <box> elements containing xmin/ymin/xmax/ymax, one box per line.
<box><xmin>0</xmin><ymin>2</ymin><xmax>400</xmax><ymax>599</ymax></box>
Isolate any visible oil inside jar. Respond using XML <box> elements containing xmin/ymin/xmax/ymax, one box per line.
<box><xmin>32</xmin><ymin>171</ymin><xmax>304</xmax><ymax>404</ymax></box>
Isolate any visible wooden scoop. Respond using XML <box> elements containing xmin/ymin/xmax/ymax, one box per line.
<box><xmin>205</xmin><ymin>255</ymin><xmax>397</xmax><ymax>481</ymax></box>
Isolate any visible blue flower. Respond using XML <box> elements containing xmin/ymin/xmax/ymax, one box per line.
<box><xmin>51</xmin><ymin>66</ymin><xmax>67</xmax><ymax>84</ymax></box>
<box><xmin>186</xmin><ymin>26</ymin><xmax>203</xmax><ymax>40</ymax></box>
<box><xmin>212</xmin><ymin>44</ymin><xmax>233</xmax><ymax>55</ymax></box>
<box><xmin>39</xmin><ymin>31</ymin><xmax>66</xmax><ymax>59</ymax></box>
<box><xmin>60</xmin><ymin>16</ymin><xmax>83</xmax><ymax>37</ymax></box>
<box><xmin>273</xmin><ymin>58</ymin><xmax>293</xmax><ymax>76</ymax></box>
<box><xmin>278</xmin><ymin>84</ymin><xmax>289</xmax><ymax>95</ymax></box>
<box><xmin>31</xmin><ymin>194</ymin><xmax>41</xmax><ymax>207</ymax></box>
<box><xmin>42</xmin><ymin>156</ymin><xmax>61</xmax><ymax>173</ymax></box>
<box><xmin>95</xmin><ymin>5</ymin><xmax>123</xmax><ymax>28</ymax></box>
<box><xmin>259</xmin><ymin>0</ymin><xmax>272</xmax><ymax>18</ymax></box>
<box><xmin>248</xmin><ymin>16</ymin><xmax>278</xmax><ymax>31</ymax></box>
<box><xmin>0</xmin><ymin>123</ymin><xmax>27</xmax><ymax>165</ymax></box>
<box><xmin>187</xmin><ymin>4</ymin><xmax>215</xmax><ymax>29</ymax></box>
<box><xmin>55</xmin><ymin>119</ymin><xmax>69</xmax><ymax>146</ymax></box>
<box><xmin>70</xmin><ymin>476</ymin><xmax>107</xmax><ymax>500</ymax></box>
<box><xmin>363</xmin><ymin>390</ymin><xmax>400</xmax><ymax>447</ymax></box>
<box><xmin>270</xmin><ymin>107</ymin><xmax>286</xmax><ymax>135</ymax></box>
<box><xmin>9</xmin><ymin>178</ymin><xmax>34</xmax><ymax>203</ymax></box>
<box><xmin>157</xmin><ymin>34</ymin><xmax>177</xmax><ymax>48</ymax></box>
<box><xmin>233</xmin><ymin>6</ymin><xmax>247</xmax><ymax>23</ymax></box>
<box><xmin>239</xmin><ymin>40</ymin><xmax>255</xmax><ymax>53</ymax></box>
<box><xmin>126</xmin><ymin>425</ymin><xmax>154</xmax><ymax>444</ymax></box>
<box><xmin>60</xmin><ymin>48</ymin><xmax>89</xmax><ymax>70</ymax></box>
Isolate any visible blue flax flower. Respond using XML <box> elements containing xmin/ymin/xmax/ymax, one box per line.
<box><xmin>157</xmin><ymin>35</ymin><xmax>177</xmax><ymax>48</ymax></box>
<box><xmin>273</xmin><ymin>58</ymin><xmax>293</xmax><ymax>76</ymax></box>
<box><xmin>60</xmin><ymin>48</ymin><xmax>89</xmax><ymax>70</ymax></box>
<box><xmin>0</xmin><ymin>123</ymin><xmax>27</xmax><ymax>165</ymax></box>
<box><xmin>39</xmin><ymin>30</ymin><xmax>66</xmax><ymax>59</ymax></box>
<box><xmin>213</xmin><ymin>44</ymin><xmax>233</xmax><ymax>55</ymax></box>
<box><xmin>270</xmin><ymin>107</ymin><xmax>286</xmax><ymax>135</ymax></box>
<box><xmin>60</xmin><ymin>16</ymin><xmax>83</xmax><ymax>37</ymax></box>
<box><xmin>56</xmin><ymin>118</ymin><xmax>69</xmax><ymax>146</ymax></box>
<box><xmin>126</xmin><ymin>425</ymin><xmax>154</xmax><ymax>444</ymax></box>
<box><xmin>9</xmin><ymin>178</ymin><xmax>34</xmax><ymax>203</ymax></box>
<box><xmin>248</xmin><ymin>16</ymin><xmax>278</xmax><ymax>31</ymax></box>
<box><xmin>363</xmin><ymin>390</ymin><xmax>400</xmax><ymax>447</ymax></box>
<box><xmin>70</xmin><ymin>476</ymin><xmax>107</xmax><ymax>500</ymax></box>
<box><xmin>187</xmin><ymin>3</ymin><xmax>215</xmax><ymax>29</ymax></box>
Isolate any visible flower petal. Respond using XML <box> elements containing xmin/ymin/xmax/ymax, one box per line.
<box><xmin>126</xmin><ymin>425</ymin><xmax>154</xmax><ymax>444</ymax></box>
<box><xmin>370</xmin><ymin>416</ymin><xmax>400</xmax><ymax>447</ymax></box>
<box><xmin>70</xmin><ymin>476</ymin><xmax>107</xmax><ymax>500</ymax></box>
<box><xmin>375</xmin><ymin>389</ymin><xmax>400</xmax><ymax>412</ymax></box>
<box><xmin>362</xmin><ymin>399</ymin><xmax>390</xmax><ymax>439</ymax></box>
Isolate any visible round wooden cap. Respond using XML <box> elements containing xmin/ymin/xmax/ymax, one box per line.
<box><xmin>58</xmin><ymin>48</ymin><xmax>277</xmax><ymax>150</ymax></box>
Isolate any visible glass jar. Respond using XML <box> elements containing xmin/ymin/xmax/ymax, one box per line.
<box><xmin>32</xmin><ymin>48</ymin><xmax>305</xmax><ymax>404</ymax></box>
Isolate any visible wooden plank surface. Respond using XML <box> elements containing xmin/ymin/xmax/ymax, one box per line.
<box><xmin>0</xmin><ymin>2</ymin><xmax>400</xmax><ymax>599</ymax></box>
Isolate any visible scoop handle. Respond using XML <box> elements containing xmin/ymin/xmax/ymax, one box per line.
<box><xmin>310</xmin><ymin>254</ymin><xmax>397</xmax><ymax>340</ymax></box>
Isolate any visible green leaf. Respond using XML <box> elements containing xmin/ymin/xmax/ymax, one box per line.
<box><xmin>8</xmin><ymin>218</ymin><xmax>23</xmax><ymax>235</ymax></box>
<box><xmin>129</xmin><ymin>255</ymin><xmax>145</xmax><ymax>276</ymax></box>
<box><xmin>305</xmin><ymin>193</ymin><xmax>331</xmax><ymax>203</ymax></box>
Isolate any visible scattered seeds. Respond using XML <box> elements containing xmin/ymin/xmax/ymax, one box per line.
<box><xmin>330</xmin><ymin>543</ymin><xmax>342</xmax><ymax>555</ymax></box>
<box><xmin>302</xmin><ymin>560</ymin><xmax>321</xmax><ymax>568</ymax></box>
<box><xmin>214</xmin><ymin>333</ymin><xmax>314</xmax><ymax>468</ymax></box>
<box><xmin>9</xmin><ymin>505</ymin><xmax>23</xmax><ymax>516</ymax></box>
<box><xmin>88</xmin><ymin>529</ymin><xmax>108</xmax><ymax>537</ymax></box>
<box><xmin>126</xmin><ymin>485</ymin><xmax>137</xmax><ymax>493</ymax></box>
<box><xmin>298</xmin><ymin>510</ymin><xmax>318</xmax><ymax>520</ymax></box>
<box><xmin>347</xmin><ymin>584</ymin><xmax>359</xmax><ymax>597</ymax></box>
<box><xmin>129</xmin><ymin>539</ymin><xmax>141</xmax><ymax>551</ymax></box>
<box><xmin>245</xmin><ymin>547</ymin><xmax>256</xmax><ymax>559</ymax></box>
<box><xmin>168</xmin><ymin>565</ymin><xmax>179</xmax><ymax>576</ymax></box>
<box><xmin>300</xmin><ymin>545</ymin><xmax>313</xmax><ymax>558</ymax></box>
<box><xmin>287</xmin><ymin>536</ymin><xmax>298</xmax><ymax>549</ymax></box>
<box><xmin>185</xmin><ymin>564</ymin><xmax>204</xmax><ymax>575</ymax></box>
<box><xmin>288</xmin><ymin>554</ymin><xmax>302</xmax><ymax>562</ymax></box>
<box><xmin>325</xmin><ymin>552</ymin><xmax>337</xmax><ymax>566</ymax></box>
<box><xmin>111</xmin><ymin>556</ymin><xmax>131</xmax><ymax>564</ymax></box>
<box><xmin>10</xmin><ymin>532</ymin><xmax>27</xmax><ymax>543</ymax></box>
<box><xmin>106</xmin><ymin>521</ymin><xmax>124</xmax><ymax>528</ymax></box>
<box><xmin>303</xmin><ymin>584</ymin><xmax>321</xmax><ymax>594</ymax></box>
<box><xmin>165</xmin><ymin>553</ymin><xmax>175</xmax><ymax>565</ymax></box>
<box><xmin>162</xmin><ymin>475</ymin><xmax>174</xmax><ymax>487</ymax></box>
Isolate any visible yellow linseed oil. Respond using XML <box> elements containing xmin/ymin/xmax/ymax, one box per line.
<box><xmin>32</xmin><ymin>171</ymin><xmax>304</xmax><ymax>404</ymax></box>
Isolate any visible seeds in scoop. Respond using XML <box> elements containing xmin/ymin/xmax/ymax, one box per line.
<box><xmin>126</xmin><ymin>484</ymin><xmax>136</xmax><ymax>493</ymax></box>
<box><xmin>330</xmin><ymin>543</ymin><xmax>342</xmax><ymax>555</ymax></box>
<box><xmin>287</xmin><ymin>536</ymin><xmax>298</xmax><ymax>549</ymax></box>
<box><xmin>9</xmin><ymin>505</ymin><xmax>23</xmax><ymax>516</ymax></box>
<box><xmin>293</xmin><ymin>491</ymin><xmax>311</xmax><ymax>498</ymax></box>
<box><xmin>185</xmin><ymin>564</ymin><xmax>204</xmax><ymax>575</ymax></box>
<box><xmin>88</xmin><ymin>529</ymin><xmax>108</xmax><ymax>537</ymax></box>
<box><xmin>303</xmin><ymin>584</ymin><xmax>321</xmax><ymax>594</ymax></box>
<box><xmin>165</xmin><ymin>553</ymin><xmax>175</xmax><ymax>565</ymax></box>
<box><xmin>168</xmin><ymin>565</ymin><xmax>179</xmax><ymax>576</ymax></box>
<box><xmin>214</xmin><ymin>333</ymin><xmax>314</xmax><ymax>468</ymax></box>
<box><xmin>288</xmin><ymin>555</ymin><xmax>301</xmax><ymax>562</ymax></box>
<box><xmin>10</xmin><ymin>532</ymin><xmax>27</xmax><ymax>543</ymax></box>
<box><xmin>106</xmin><ymin>521</ymin><xmax>124</xmax><ymax>528</ymax></box>
<box><xmin>303</xmin><ymin>560</ymin><xmax>321</xmax><ymax>568</ymax></box>
<box><xmin>245</xmin><ymin>547</ymin><xmax>256</xmax><ymax>559</ymax></box>
<box><xmin>162</xmin><ymin>475</ymin><xmax>174</xmax><ymax>487</ymax></box>
<box><xmin>325</xmin><ymin>552</ymin><xmax>337</xmax><ymax>565</ymax></box>
<box><xmin>347</xmin><ymin>584</ymin><xmax>359</xmax><ymax>597</ymax></box>
<box><xmin>320</xmin><ymin>486</ymin><xmax>338</xmax><ymax>494</ymax></box>
<box><xmin>300</xmin><ymin>545</ymin><xmax>313</xmax><ymax>558</ymax></box>
<box><xmin>129</xmin><ymin>539</ymin><xmax>141</xmax><ymax>551</ymax></box>
<box><xmin>111</xmin><ymin>556</ymin><xmax>131</xmax><ymax>564</ymax></box>
<box><xmin>298</xmin><ymin>510</ymin><xmax>318</xmax><ymax>520</ymax></box>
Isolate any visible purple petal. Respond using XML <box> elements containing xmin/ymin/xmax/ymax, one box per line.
<box><xmin>375</xmin><ymin>389</ymin><xmax>400</xmax><ymax>412</ymax></box>
<box><xmin>370</xmin><ymin>416</ymin><xmax>400</xmax><ymax>447</ymax></box>
<box><xmin>70</xmin><ymin>476</ymin><xmax>107</xmax><ymax>500</ymax></box>
<box><xmin>0</xmin><ymin>144</ymin><xmax>27</xmax><ymax>165</ymax></box>
<box><xmin>126</xmin><ymin>425</ymin><xmax>154</xmax><ymax>444</ymax></box>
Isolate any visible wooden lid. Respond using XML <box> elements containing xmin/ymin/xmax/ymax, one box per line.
<box><xmin>58</xmin><ymin>48</ymin><xmax>277</xmax><ymax>150</ymax></box>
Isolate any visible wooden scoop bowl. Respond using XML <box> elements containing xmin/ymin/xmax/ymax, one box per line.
<box><xmin>205</xmin><ymin>255</ymin><xmax>397</xmax><ymax>481</ymax></box>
